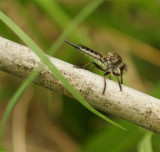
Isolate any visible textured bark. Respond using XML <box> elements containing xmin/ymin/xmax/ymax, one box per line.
<box><xmin>0</xmin><ymin>36</ymin><xmax>160</xmax><ymax>134</ymax></box>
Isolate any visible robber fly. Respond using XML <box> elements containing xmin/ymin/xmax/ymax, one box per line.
<box><xmin>64</xmin><ymin>40</ymin><xmax>128</xmax><ymax>94</ymax></box>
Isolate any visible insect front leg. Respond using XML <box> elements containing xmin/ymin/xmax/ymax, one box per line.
<box><xmin>113</xmin><ymin>72</ymin><xmax>122</xmax><ymax>91</ymax></box>
<box><xmin>120</xmin><ymin>73</ymin><xmax>123</xmax><ymax>84</ymax></box>
<box><xmin>116</xmin><ymin>76</ymin><xmax>122</xmax><ymax>91</ymax></box>
<box><xmin>102</xmin><ymin>72</ymin><xmax>110</xmax><ymax>95</ymax></box>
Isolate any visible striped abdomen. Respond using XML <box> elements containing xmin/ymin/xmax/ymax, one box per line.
<box><xmin>79</xmin><ymin>45</ymin><xmax>104</xmax><ymax>61</ymax></box>
<box><xmin>64</xmin><ymin>40</ymin><xmax>104</xmax><ymax>65</ymax></box>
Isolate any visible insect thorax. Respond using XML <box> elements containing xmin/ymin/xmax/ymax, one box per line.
<box><xmin>102</xmin><ymin>53</ymin><xmax>123</xmax><ymax>75</ymax></box>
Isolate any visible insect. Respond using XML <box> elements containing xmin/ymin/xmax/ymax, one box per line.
<box><xmin>64</xmin><ymin>40</ymin><xmax>128</xmax><ymax>94</ymax></box>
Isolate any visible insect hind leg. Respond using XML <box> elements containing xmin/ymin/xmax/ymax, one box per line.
<box><xmin>73</xmin><ymin>62</ymin><xmax>93</xmax><ymax>69</ymax></box>
<box><xmin>74</xmin><ymin>62</ymin><xmax>105</xmax><ymax>72</ymax></box>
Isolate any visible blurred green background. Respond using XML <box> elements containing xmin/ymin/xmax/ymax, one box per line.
<box><xmin>0</xmin><ymin>0</ymin><xmax>160</xmax><ymax>152</ymax></box>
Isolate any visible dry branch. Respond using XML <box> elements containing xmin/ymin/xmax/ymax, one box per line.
<box><xmin>0</xmin><ymin>36</ymin><xmax>160</xmax><ymax>134</ymax></box>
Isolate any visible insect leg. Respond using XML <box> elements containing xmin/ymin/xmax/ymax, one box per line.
<box><xmin>109</xmin><ymin>75</ymin><xmax>111</xmax><ymax>80</ymax></box>
<box><xmin>83</xmin><ymin>62</ymin><xmax>93</xmax><ymax>68</ymax></box>
<box><xmin>90</xmin><ymin>65</ymin><xmax>95</xmax><ymax>71</ymax></box>
<box><xmin>74</xmin><ymin>62</ymin><xmax>105</xmax><ymax>72</ymax></box>
<box><xmin>92</xmin><ymin>62</ymin><xmax>105</xmax><ymax>71</ymax></box>
<box><xmin>102</xmin><ymin>72</ymin><xmax>110</xmax><ymax>95</ymax></box>
<box><xmin>116</xmin><ymin>76</ymin><xmax>122</xmax><ymax>91</ymax></box>
<box><xmin>73</xmin><ymin>62</ymin><xmax>93</xmax><ymax>69</ymax></box>
<box><xmin>121</xmin><ymin>73</ymin><xmax>123</xmax><ymax>84</ymax></box>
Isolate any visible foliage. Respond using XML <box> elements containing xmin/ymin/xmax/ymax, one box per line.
<box><xmin>0</xmin><ymin>0</ymin><xmax>160</xmax><ymax>151</ymax></box>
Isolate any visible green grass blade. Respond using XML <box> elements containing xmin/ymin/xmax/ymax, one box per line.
<box><xmin>82</xmin><ymin>120</ymin><xmax>143</xmax><ymax>152</ymax></box>
<box><xmin>138</xmin><ymin>132</ymin><xmax>153</xmax><ymax>152</ymax></box>
<box><xmin>46</xmin><ymin>0</ymin><xmax>104</xmax><ymax>55</ymax></box>
<box><xmin>0</xmin><ymin>70</ymin><xmax>39</xmax><ymax>141</ymax></box>
<box><xmin>32</xmin><ymin>0</ymin><xmax>70</xmax><ymax>29</ymax></box>
<box><xmin>32</xmin><ymin>0</ymin><xmax>104</xmax><ymax>55</ymax></box>
<box><xmin>0</xmin><ymin>11</ymin><xmax>126</xmax><ymax>131</ymax></box>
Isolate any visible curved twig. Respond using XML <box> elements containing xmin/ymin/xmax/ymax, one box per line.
<box><xmin>0</xmin><ymin>36</ymin><xmax>160</xmax><ymax>134</ymax></box>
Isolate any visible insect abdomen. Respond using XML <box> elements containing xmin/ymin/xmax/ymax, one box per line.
<box><xmin>64</xmin><ymin>40</ymin><xmax>105</xmax><ymax>68</ymax></box>
<box><xmin>79</xmin><ymin>45</ymin><xmax>103</xmax><ymax>61</ymax></box>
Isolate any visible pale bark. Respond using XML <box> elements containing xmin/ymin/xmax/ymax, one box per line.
<box><xmin>0</xmin><ymin>36</ymin><xmax>160</xmax><ymax>134</ymax></box>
